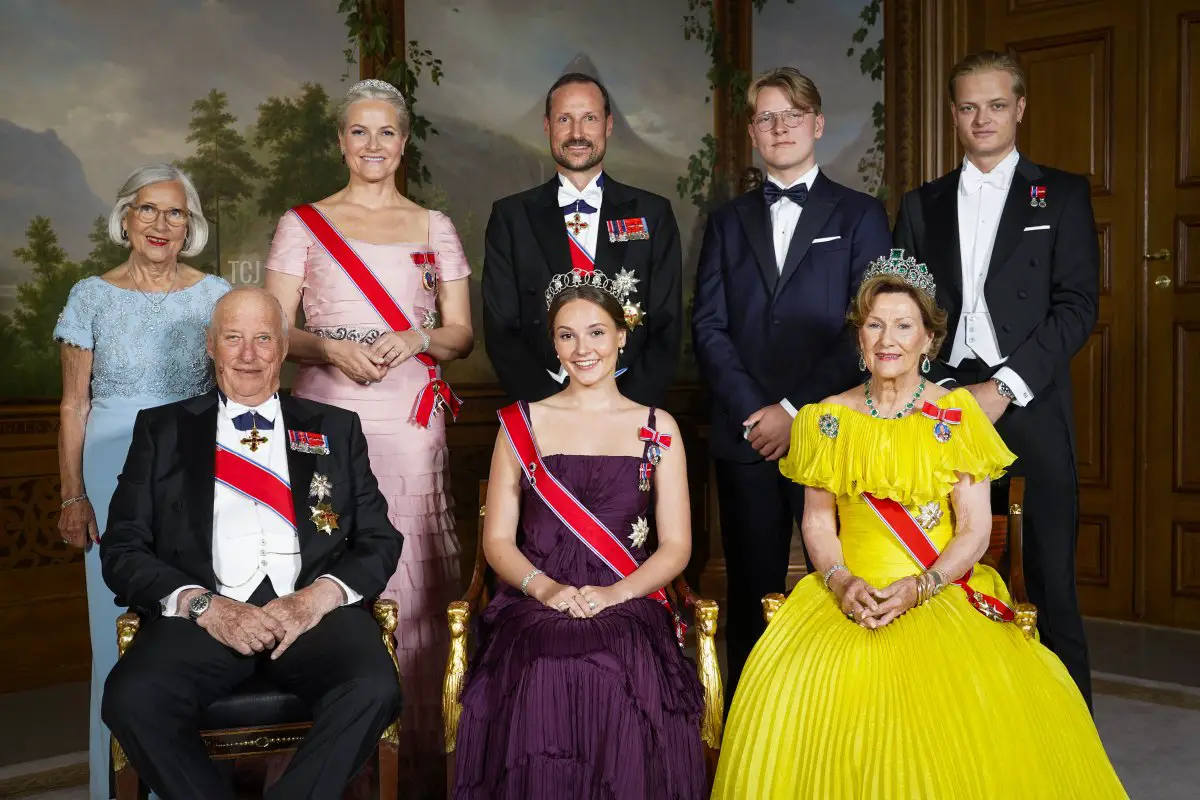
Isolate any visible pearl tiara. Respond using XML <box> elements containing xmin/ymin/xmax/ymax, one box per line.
<box><xmin>545</xmin><ymin>267</ymin><xmax>645</xmax><ymax>327</ymax></box>
<box><xmin>347</xmin><ymin>78</ymin><xmax>405</xmax><ymax>100</ymax></box>
<box><xmin>863</xmin><ymin>248</ymin><xmax>937</xmax><ymax>297</ymax></box>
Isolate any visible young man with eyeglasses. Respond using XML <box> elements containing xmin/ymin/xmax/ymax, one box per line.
<box><xmin>692</xmin><ymin>67</ymin><xmax>890</xmax><ymax>703</ymax></box>
<box><xmin>482</xmin><ymin>72</ymin><xmax>683</xmax><ymax>406</ymax></box>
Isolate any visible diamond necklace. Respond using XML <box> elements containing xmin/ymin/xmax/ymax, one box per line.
<box><xmin>130</xmin><ymin>263</ymin><xmax>179</xmax><ymax>313</ymax></box>
<box><xmin>864</xmin><ymin>377</ymin><xmax>926</xmax><ymax>418</ymax></box>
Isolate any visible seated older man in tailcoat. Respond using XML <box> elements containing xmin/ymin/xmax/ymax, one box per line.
<box><xmin>100</xmin><ymin>286</ymin><xmax>403</xmax><ymax>800</ymax></box>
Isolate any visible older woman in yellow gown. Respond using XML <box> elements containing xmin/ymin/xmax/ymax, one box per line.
<box><xmin>712</xmin><ymin>251</ymin><xmax>1125</xmax><ymax>799</ymax></box>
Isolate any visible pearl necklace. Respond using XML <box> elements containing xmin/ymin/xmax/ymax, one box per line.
<box><xmin>864</xmin><ymin>378</ymin><xmax>926</xmax><ymax>419</ymax></box>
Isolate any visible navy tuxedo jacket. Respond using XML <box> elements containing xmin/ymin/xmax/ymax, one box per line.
<box><xmin>693</xmin><ymin>172</ymin><xmax>891</xmax><ymax>462</ymax></box>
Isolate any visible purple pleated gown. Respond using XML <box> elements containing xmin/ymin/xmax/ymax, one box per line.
<box><xmin>452</xmin><ymin>447</ymin><xmax>706</xmax><ymax>800</ymax></box>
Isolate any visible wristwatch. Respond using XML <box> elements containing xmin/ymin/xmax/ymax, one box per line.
<box><xmin>188</xmin><ymin>590</ymin><xmax>215</xmax><ymax>622</ymax></box>
<box><xmin>992</xmin><ymin>378</ymin><xmax>1016</xmax><ymax>401</ymax></box>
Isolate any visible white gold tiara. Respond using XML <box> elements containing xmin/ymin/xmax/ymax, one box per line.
<box><xmin>348</xmin><ymin>78</ymin><xmax>405</xmax><ymax>100</ymax></box>
<box><xmin>864</xmin><ymin>248</ymin><xmax>937</xmax><ymax>297</ymax></box>
<box><xmin>545</xmin><ymin>268</ymin><xmax>644</xmax><ymax>327</ymax></box>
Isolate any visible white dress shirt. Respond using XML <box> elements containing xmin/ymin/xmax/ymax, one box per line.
<box><xmin>950</xmin><ymin>149</ymin><xmax>1033</xmax><ymax>405</ymax></box>
<box><xmin>558</xmin><ymin>171</ymin><xmax>603</xmax><ymax>262</ymax></box>
<box><xmin>765</xmin><ymin>164</ymin><xmax>820</xmax><ymax>419</ymax></box>
<box><xmin>161</xmin><ymin>395</ymin><xmax>361</xmax><ymax>617</ymax></box>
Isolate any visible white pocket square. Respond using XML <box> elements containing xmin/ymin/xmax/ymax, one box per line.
<box><xmin>1023</xmin><ymin>225</ymin><xmax>1051</xmax><ymax>232</ymax></box>
<box><xmin>812</xmin><ymin>235</ymin><xmax>842</xmax><ymax>243</ymax></box>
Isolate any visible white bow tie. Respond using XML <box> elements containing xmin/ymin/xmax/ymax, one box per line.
<box><xmin>960</xmin><ymin>166</ymin><xmax>1008</xmax><ymax>195</ymax></box>
<box><xmin>558</xmin><ymin>182</ymin><xmax>603</xmax><ymax>213</ymax></box>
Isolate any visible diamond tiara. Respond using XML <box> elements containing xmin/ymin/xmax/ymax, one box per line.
<box><xmin>863</xmin><ymin>248</ymin><xmax>937</xmax><ymax>297</ymax></box>
<box><xmin>545</xmin><ymin>267</ymin><xmax>640</xmax><ymax>309</ymax></box>
<box><xmin>348</xmin><ymin>78</ymin><xmax>404</xmax><ymax>100</ymax></box>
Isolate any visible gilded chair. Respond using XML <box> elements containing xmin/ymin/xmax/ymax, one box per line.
<box><xmin>442</xmin><ymin>480</ymin><xmax>724</xmax><ymax>795</ymax></box>
<box><xmin>762</xmin><ymin>476</ymin><xmax>1037</xmax><ymax>638</ymax></box>
<box><xmin>111</xmin><ymin>599</ymin><xmax>403</xmax><ymax>800</ymax></box>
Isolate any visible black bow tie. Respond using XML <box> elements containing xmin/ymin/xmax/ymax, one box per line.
<box><xmin>763</xmin><ymin>182</ymin><xmax>809</xmax><ymax>206</ymax></box>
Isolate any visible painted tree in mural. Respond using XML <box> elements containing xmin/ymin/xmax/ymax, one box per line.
<box><xmin>255</xmin><ymin>83</ymin><xmax>345</xmax><ymax>219</ymax></box>
<box><xmin>175</xmin><ymin>89</ymin><xmax>262</xmax><ymax>268</ymax></box>
<box><xmin>1</xmin><ymin>219</ymin><xmax>80</xmax><ymax>396</ymax></box>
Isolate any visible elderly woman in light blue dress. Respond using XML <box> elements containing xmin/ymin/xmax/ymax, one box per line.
<box><xmin>54</xmin><ymin>163</ymin><xmax>229</xmax><ymax>799</ymax></box>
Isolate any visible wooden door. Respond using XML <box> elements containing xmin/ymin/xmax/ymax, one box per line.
<box><xmin>1143</xmin><ymin>0</ymin><xmax>1200</xmax><ymax>628</ymax></box>
<box><xmin>980</xmin><ymin>0</ymin><xmax>1142</xmax><ymax>618</ymax></box>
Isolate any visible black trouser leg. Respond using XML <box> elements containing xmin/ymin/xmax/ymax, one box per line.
<box><xmin>263</xmin><ymin>605</ymin><xmax>402</xmax><ymax>800</ymax></box>
<box><xmin>102</xmin><ymin>616</ymin><xmax>255</xmax><ymax>800</ymax></box>
<box><xmin>716</xmin><ymin>459</ymin><xmax>805</xmax><ymax>707</ymax></box>
<box><xmin>995</xmin><ymin>399</ymin><xmax>1093</xmax><ymax>707</ymax></box>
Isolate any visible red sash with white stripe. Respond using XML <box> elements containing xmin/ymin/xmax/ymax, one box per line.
<box><xmin>566</xmin><ymin>230</ymin><xmax>595</xmax><ymax>273</ymax></box>
<box><xmin>214</xmin><ymin>444</ymin><xmax>296</xmax><ymax>528</ymax></box>
<box><xmin>291</xmin><ymin>204</ymin><xmax>461</xmax><ymax>427</ymax></box>
<box><xmin>497</xmin><ymin>402</ymin><xmax>683</xmax><ymax>641</ymax></box>
<box><xmin>862</xmin><ymin>492</ymin><xmax>1015</xmax><ymax>622</ymax></box>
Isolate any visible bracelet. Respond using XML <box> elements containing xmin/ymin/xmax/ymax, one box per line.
<box><xmin>417</xmin><ymin>329</ymin><xmax>431</xmax><ymax>354</ymax></box>
<box><xmin>60</xmin><ymin>494</ymin><xmax>87</xmax><ymax>510</ymax></box>
<box><xmin>520</xmin><ymin>568</ymin><xmax>543</xmax><ymax>595</ymax></box>
<box><xmin>822</xmin><ymin>564</ymin><xmax>848</xmax><ymax>589</ymax></box>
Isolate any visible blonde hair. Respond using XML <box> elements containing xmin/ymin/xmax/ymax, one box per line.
<box><xmin>847</xmin><ymin>275</ymin><xmax>949</xmax><ymax>357</ymax></box>
<box><xmin>948</xmin><ymin>50</ymin><xmax>1027</xmax><ymax>103</ymax></box>
<box><xmin>746</xmin><ymin>66</ymin><xmax>822</xmax><ymax>116</ymax></box>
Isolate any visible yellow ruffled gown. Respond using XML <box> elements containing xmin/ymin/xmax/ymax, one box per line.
<box><xmin>712</xmin><ymin>389</ymin><xmax>1126</xmax><ymax>799</ymax></box>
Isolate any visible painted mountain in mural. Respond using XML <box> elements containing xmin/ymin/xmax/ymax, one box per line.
<box><xmin>0</xmin><ymin>119</ymin><xmax>107</xmax><ymax>262</ymax></box>
<box><xmin>507</xmin><ymin>53</ymin><xmax>679</xmax><ymax>165</ymax></box>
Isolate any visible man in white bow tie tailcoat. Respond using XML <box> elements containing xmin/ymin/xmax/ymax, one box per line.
<box><xmin>482</xmin><ymin>72</ymin><xmax>682</xmax><ymax>405</ymax></box>
<box><xmin>691</xmin><ymin>67</ymin><xmax>891</xmax><ymax>704</ymax></box>
<box><xmin>893</xmin><ymin>50</ymin><xmax>1100</xmax><ymax>707</ymax></box>
<box><xmin>100</xmin><ymin>287</ymin><xmax>403</xmax><ymax>799</ymax></box>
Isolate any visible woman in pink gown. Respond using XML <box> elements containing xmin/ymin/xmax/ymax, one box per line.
<box><xmin>265</xmin><ymin>78</ymin><xmax>474</xmax><ymax>797</ymax></box>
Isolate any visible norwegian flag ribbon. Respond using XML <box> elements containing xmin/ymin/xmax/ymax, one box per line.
<box><xmin>214</xmin><ymin>445</ymin><xmax>296</xmax><ymax>529</ymax></box>
<box><xmin>862</xmin><ymin>492</ymin><xmax>1015</xmax><ymax>623</ymax></box>
<box><xmin>919</xmin><ymin>402</ymin><xmax>963</xmax><ymax>425</ymax></box>
<box><xmin>290</xmin><ymin>204</ymin><xmax>461</xmax><ymax>428</ymax></box>
<box><xmin>498</xmin><ymin>402</ymin><xmax>685</xmax><ymax>644</ymax></box>
<box><xmin>638</xmin><ymin>427</ymin><xmax>673</xmax><ymax>450</ymax></box>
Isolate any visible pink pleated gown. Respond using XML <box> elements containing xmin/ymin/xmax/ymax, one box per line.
<box><xmin>266</xmin><ymin>208</ymin><xmax>468</xmax><ymax>794</ymax></box>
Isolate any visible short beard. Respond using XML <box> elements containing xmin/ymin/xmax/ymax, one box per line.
<box><xmin>552</xmin><ymin>139</ymin><xmax>606</xmax><ymax>174</ymax></box>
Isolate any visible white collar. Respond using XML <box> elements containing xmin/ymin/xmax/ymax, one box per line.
<box><xmin>960</xmin><ymin>149</ymin><xmax>1020</xmax><ymax>186</ymax></box>
<box><xmin>766</xmin><ymin>163</ymin><xmax>820</xmax><ymax>191</ymax></box>
<box><xmin>218</xmin><ymin>391</ymin><xmax>280</xmax><ymax>424</ymax></box>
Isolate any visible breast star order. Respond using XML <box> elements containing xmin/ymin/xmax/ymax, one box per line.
<box><xmin>309</xmin><ymin>473</ymin><xmax>332</xmax><ymax>501</ymax></box>
<box><xmin>915</xmin><ymin>501</ymin><xmax>943</xmax><ymax>531</ymax></box>
<box><xmin>309</xmin><ymin>502</ymin><xmax>339</xmax><ymax>535</ymax></box>
<box><xmin>629</xmin><ymin>516</ymin><xmax>650</xmax><ymax>549</ymax></box>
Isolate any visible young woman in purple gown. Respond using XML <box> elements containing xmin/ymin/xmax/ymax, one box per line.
<box><xmin>452</xmin><ymin>274</ymin><xmax>706</xmax><ymax>799</ymax></box>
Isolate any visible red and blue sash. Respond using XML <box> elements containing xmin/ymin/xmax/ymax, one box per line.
<box><xmin>214</xmin><ymin>444</ymin><xmax>296</xmax><ymax>528</ymax></box>
<box><xmin>291</xmin><ymin>204</ymin><xmax>461</xmax><ymax>427</ymax></box>
<box><xmin>862</xmin><ymin>492</ymin><xmax>1015</xmax><ymax>622</ymax></box>
<box><xmin>566</xmin><ymin>228</ymin><xmax>595</xmax><ymax>273</ymax></box>
<box><xmin>497</xmin><ymin>402</ymin><xmax>683</xmax><ymax>642</ymax></box>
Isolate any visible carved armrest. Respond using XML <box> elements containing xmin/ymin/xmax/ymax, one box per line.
<box><xmin>762</xmin><ymin>593</ymin><xmax>787</xmax><ymax>625</ymax></box>
<box><xmin>670</xmin><ymin>576</ymin><xmax>723</xmax><ymax>750</ymax></box>
<box><xmin>371</xmin><ymin>599</ymin><xmax>402</xmax><ymax>745</ymax></box>
<box><xmin>116</xmin><ymin>612</ymin><xmax>141</xmax><ymax>657</ymax></box>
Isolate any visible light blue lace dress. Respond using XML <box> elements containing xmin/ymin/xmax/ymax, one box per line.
<box><xmin>53</xmin><ymin>274</ymin><xmax>229</xmax><ymax>799</ymax></box>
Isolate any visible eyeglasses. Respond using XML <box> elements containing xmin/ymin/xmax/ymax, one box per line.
<box><xmin>128</xmin><ymin>203</ymin><xmax>190</xmax><ymax>228</ymax></box>
<box><xmin>752</xmin><ymin>109</ymin><xmax>812</xmax><ymax>132</ymax></box>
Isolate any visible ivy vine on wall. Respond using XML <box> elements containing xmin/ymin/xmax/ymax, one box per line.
<box><xmin>338</xmin><ymin>0</ymin><xmax>443</xmax><ymax>188</ymax></box>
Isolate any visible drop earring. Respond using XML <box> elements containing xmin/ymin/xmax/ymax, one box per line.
<box><xmin>120</xmin><ymin>228</ymin><xmax>128</xmax><ymax>241</ymax></box>
<box><xmin>921</xmin><ymin>353</ymin><xmax>931</xmax><ymax>374</ymax></box>
<box><xmin>858</xmin><ymin>352</ymin><xmax>866</xmax><ymax>372</ymax></box>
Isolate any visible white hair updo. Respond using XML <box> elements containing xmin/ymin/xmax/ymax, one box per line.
<box><xmin>337</xmin><ymin>79</ymin><xmax>411</xmax><ymax>137</ymax></box>
<box><xmin>106</xmin><ymin>163</ymin><xmax>209</xmax><ymax>258</ymax></box>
